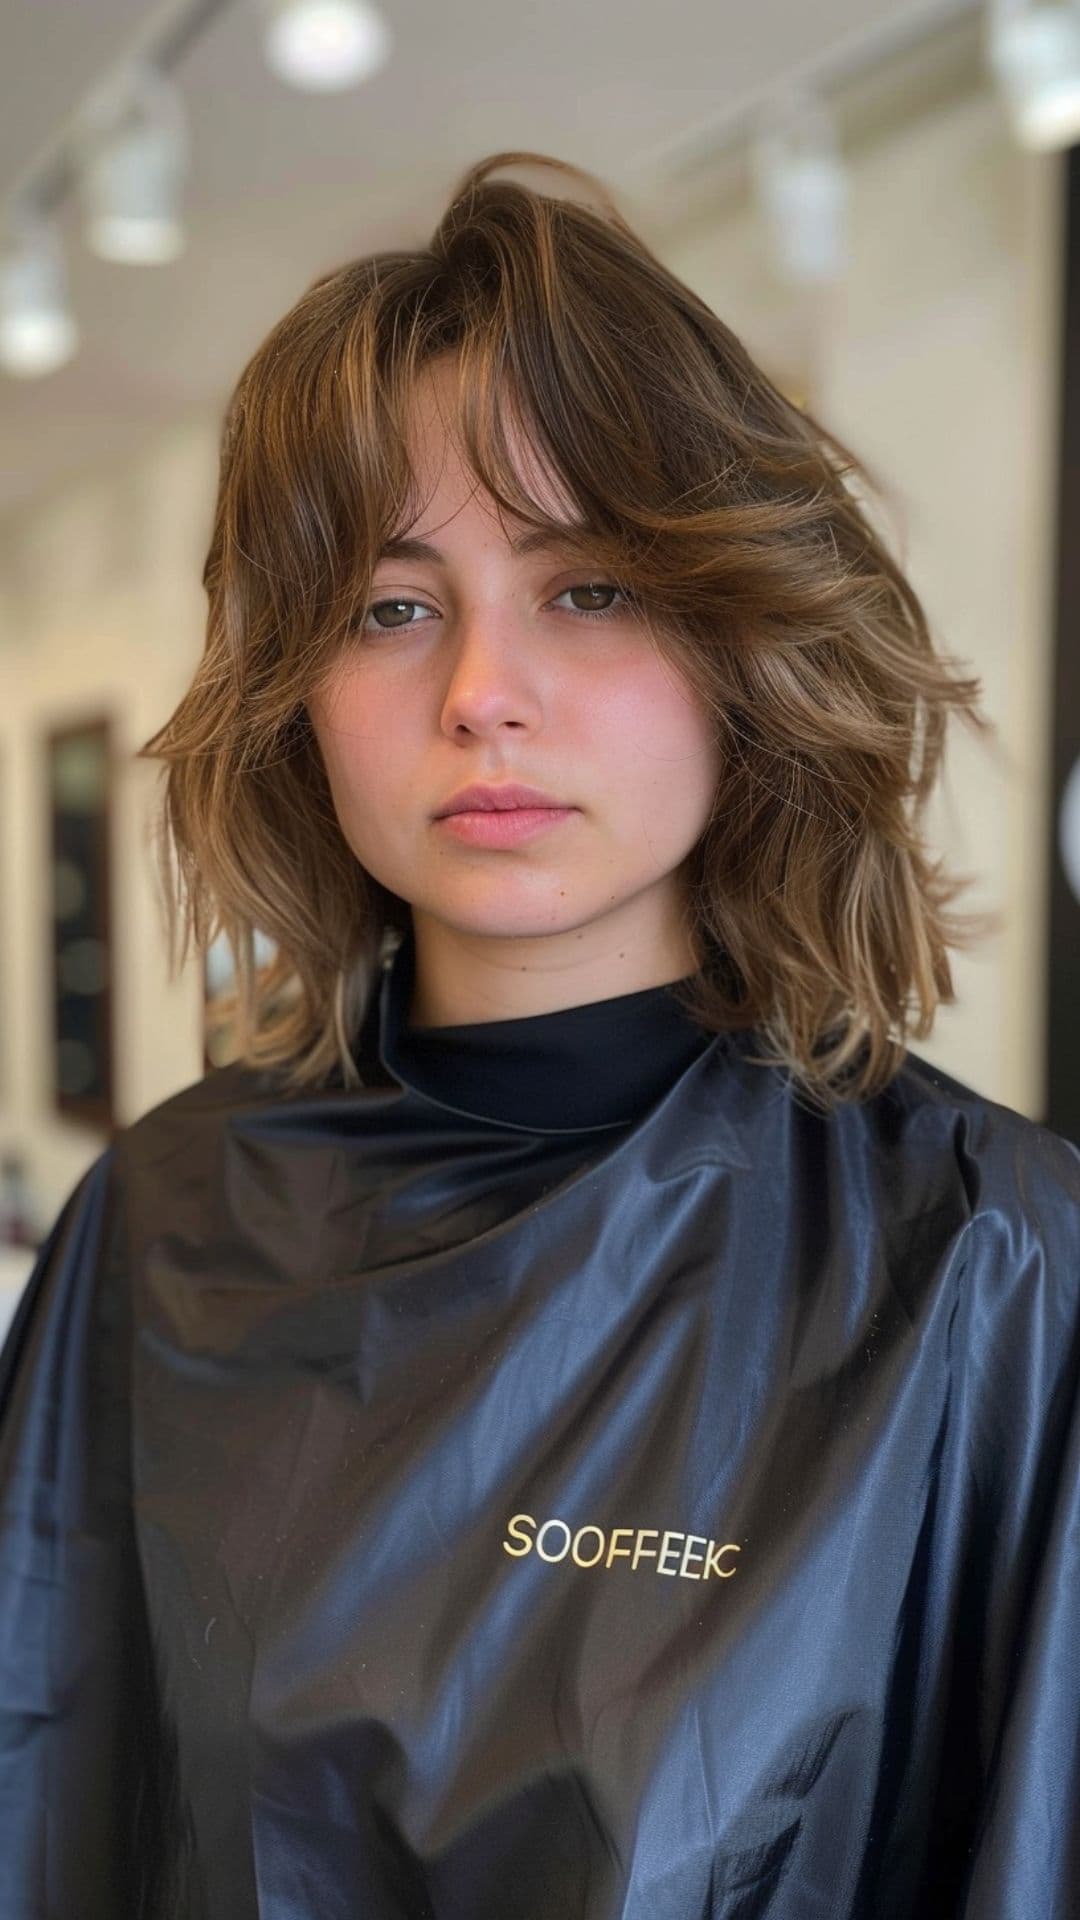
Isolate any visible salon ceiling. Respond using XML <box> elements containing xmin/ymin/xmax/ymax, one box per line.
<box><xmin>0</xmin><ymin>0</ymin><xmax>985</xmax><ymax>521</ymax></box>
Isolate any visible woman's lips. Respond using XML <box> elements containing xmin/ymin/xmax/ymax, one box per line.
<box><xmin>434</xmin><ymin>807</ymin><xmax>576</xmax><ymax>847</ymax></box>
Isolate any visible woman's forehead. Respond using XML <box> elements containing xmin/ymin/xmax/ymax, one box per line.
<box><xmin>396</xmin><ymin>360</ymin><xmax>582</xmax><ymax>531</ymax></box>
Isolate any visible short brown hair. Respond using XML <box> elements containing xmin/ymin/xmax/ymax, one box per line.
<box><xmin>138</xmin><ymin>149</ymin><xmax>995</xmax><ymax>1110</ymax></box>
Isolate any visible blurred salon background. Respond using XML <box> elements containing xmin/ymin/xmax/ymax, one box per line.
<box><xmin>0</xmin><ymin>0</ymin><xmax>1078</xmax><ymax>1336</ymax></box>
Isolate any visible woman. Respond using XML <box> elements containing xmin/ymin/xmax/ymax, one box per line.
<box><xmin>2</xmin><ymin>150</ymin><xmax>1078</xmax><ymax>1920</ymax></box>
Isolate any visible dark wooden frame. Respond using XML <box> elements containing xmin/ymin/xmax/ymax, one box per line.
<box><xmin>45</xmin><ymin>714</ymin><xmax>116</xmax><ymax>1134</ymax></box>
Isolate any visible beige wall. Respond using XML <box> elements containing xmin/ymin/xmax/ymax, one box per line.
<box><xmin>0</xmin><ymin>419</ymin><xmax>218</xmax><ymax>1215</ymax></box>
<box><xmin>0</xmin><ymin>75</ymin><xmax>1065</xmax><ymax>1227</ymax></box>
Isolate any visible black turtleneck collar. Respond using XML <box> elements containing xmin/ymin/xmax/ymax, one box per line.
<box><xmin>354</xmin><ymin>924</ymin><xmax>719</xmax><ymax>1133</ymax></box>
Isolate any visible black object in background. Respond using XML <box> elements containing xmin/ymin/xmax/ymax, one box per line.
<box><xmin>46</xmin><ymin>716</ymin><xmax>115</xmax><ymax>1136</ymax></box>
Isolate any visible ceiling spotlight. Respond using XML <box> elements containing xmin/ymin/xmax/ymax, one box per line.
<box><xmin>261</xmin><ymin>0</ymin><xmax>392</xmax><ymax>92</ymax></box>
<box><xmin>987</xmin><ymin>0</ymin><xmax>1080</xmax><ymax>150</ymax></box>
<box><xmin>76</xmin><ymin>59</ymin><xmax>188</xmax><ymax>263</ymax></box>
<box><xmin>751</xmin><ymin>89</ymin><xmax>850</xmax><ymax>287</ymax></box>
<box><xmin>0</xmin><ymin>210</ymin><xmax>79</xmax><ymax>378</ymax></box>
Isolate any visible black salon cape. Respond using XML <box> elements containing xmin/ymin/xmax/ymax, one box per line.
<box><xmin>2</xmin><ymin>933</ymin><xmax>1080</xmax><ymax>1920</ymax></box>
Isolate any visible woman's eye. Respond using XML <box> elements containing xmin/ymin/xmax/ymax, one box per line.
<box><xmin>355</xmin><ymin>582</ymin><xmax>628</xmax><ymax>637</ymax></box>
<box><xmin>360</xmin><ymin>598</ymin><xmax>437</xmax><ymax>633</ymax></box>
<box><xmin>551</xmin><ymin>582</ymin><xmax>627</xmax><ymax>619</ymax></box>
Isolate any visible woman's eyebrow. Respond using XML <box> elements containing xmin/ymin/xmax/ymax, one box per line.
<box><xmin>376</xmin><ymin>525</ymin><xmax>596</xmax><ymax>564</ymax></box>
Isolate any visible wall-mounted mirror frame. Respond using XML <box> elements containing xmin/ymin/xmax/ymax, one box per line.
<box><xmin>45</xmin><ymin>715</ymin><xmax>116</xmax><ymax>1134</ymax></box>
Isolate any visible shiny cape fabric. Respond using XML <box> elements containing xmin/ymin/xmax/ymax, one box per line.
<box><xmin>1</xmin><ymin>972</ymin><xmax>1080</xmax><ymax>1918</ymax></box>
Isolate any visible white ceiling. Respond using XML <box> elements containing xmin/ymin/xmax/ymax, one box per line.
<box><xmin>0</xmin><ymin>0</ymin><xmax>981</xmax><ymax>521</ymax></box>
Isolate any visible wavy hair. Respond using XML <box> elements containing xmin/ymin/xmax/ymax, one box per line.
<box><xmin>138</xmin><ymin>148</ymin><xmax>996</xmax><ymax>1110</ymax></box>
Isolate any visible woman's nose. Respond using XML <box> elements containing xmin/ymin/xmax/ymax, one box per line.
<box><xmin>437</xmin><ymin>613</ymin><xmax>543</xmax><ymax>736</ymax></box>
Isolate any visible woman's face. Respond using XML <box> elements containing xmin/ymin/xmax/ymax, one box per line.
<box><xmin>306</xmin><ymin>356</ymin><xmax>721</xmax><ymax>1022</ymax></box>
